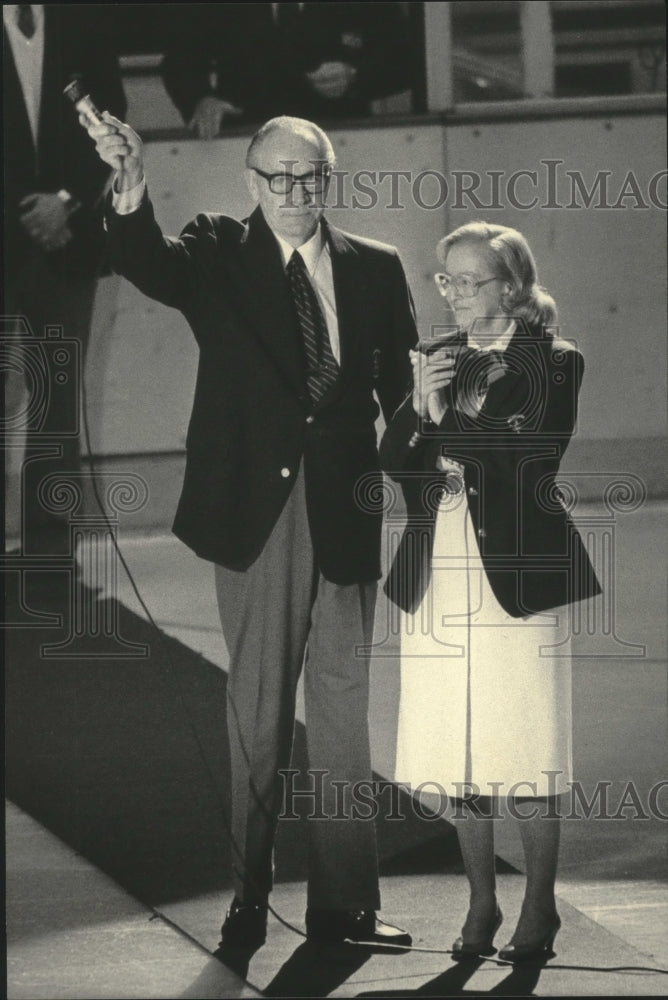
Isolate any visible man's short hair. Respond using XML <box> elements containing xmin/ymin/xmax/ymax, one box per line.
<box><xmin>246</xmin><ymin>116</ymin><xmax>336</xmax><ymax>170</ymax></box>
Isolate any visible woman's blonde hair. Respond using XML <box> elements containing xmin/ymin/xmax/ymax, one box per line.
<box><xmin>437</xmin><ymin>222</ymin><xmax>557</xmax><ymax>328</ymax></box>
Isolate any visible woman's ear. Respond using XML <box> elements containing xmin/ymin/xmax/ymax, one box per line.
<box><xmin>501</xmin><ymin>284</ymin><xmax>513</xmax><ymax>310</ymax></box>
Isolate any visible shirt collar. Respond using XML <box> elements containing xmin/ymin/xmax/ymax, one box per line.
<box><xmin>271</xmin><ymin>2</ymin><xmax>304</xmax><ymax>18</ymax></box>
<box><xmin>469</xmin><ymin>320</ymin><xmax>516</xmax><ymax>353</ymax></box>
<box><xmin>272</xmin><ymin>223</ymin><xmax>326</xmax><ymax>273</ymax></box>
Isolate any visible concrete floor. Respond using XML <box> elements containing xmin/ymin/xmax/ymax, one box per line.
<box><xmin>7</xmin><ymin>799</ymin><xmax>668</xmax><ymax>998</ymax></box>
<box><xmin>6</xmin><ymin>802</ymin><xmax>259</xmax><ymax>1000</ymax></box>
<box><xmin>5</xmin><ymin>503</ymin><xmax>668</xmax><ymax>997</ymax></box>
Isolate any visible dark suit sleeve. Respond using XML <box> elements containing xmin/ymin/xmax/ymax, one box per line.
<box><xmin>374</xmin><ymin>250</ymin><xmax>418</xmax><ymax>425</ymax></box>
<box><xmin>379</xmin><ymin>393</ymin><xmax>429</xmax><ymax>476</ymax></box>
<box><xmin>105</xmin><ymin>189</ymin><xmax>214</xmax><ymax>314</ymax></box>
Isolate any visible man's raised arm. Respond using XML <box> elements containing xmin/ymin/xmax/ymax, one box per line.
<box><xmin>79</xmin><ymin>113</ymin><xmax>205</xmax><ymax>311</ymax></box>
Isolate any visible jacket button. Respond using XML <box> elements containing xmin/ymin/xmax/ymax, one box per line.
<box><xmin>477</xmin><ymin>528</ymin><xmax>486</xmax><ymax>538</ymax></box>
<box><xmin>468</xmin><ymin>486</ymin><xmax>478</xmax><ymax>496</ymax></box>
<box><xmin>306</xmin><ymin>415</ymin><xmax>315</xmax><ymax>424</ymax></box>
<box><xmin>280</xmin><ymin>467</ymin><xmax>291</xmax><ymax>478</ymax></box>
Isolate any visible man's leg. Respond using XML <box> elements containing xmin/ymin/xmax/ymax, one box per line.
<box><xmin>214</xmin><ymin>465</ymin><xmax>316</xmax><ymax>904</ymax></box>
<box><xmin>303</xmin><ymin>577</ymin><xmax>381</xmax><ymax>911</ymax></box>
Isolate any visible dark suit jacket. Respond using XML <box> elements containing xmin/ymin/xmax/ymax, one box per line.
<box><xmin>106</xmin><ymin>193</ymin><xmax>417</xmax><ymax>582</ymax></box>
<box><xmin>380</xmin><ymin>324</ymin><xmax>602</xmax><ymax>617</ymax></box>
<box><xmin>3</xmin><ymin>4</ymin><xmax>126</xmax><ymax>286</ymax></box>
<box><xmin>161</xmin><ymin>1</ymin><xmax>412</xmax><ymax>126</ymax></box>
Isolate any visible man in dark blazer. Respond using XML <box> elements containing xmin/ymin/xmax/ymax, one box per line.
<box><xmin>3</xmin><ymin>4</ymin><xmax>126</xmax><ymax>556</ymax></box>
<box><xmin>161</xmin><ymin>2</ymin><xmax>413</xmax><ymax>138</ymax></box>
<box><xmin>83</xmin><ymin>110</ymin><xmax>417</xmax><ymax>949</ymax></box>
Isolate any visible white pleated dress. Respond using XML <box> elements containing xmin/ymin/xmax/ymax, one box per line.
<box><xmin>395</xmin><ymin>333</ymin><xmax>573</xmax><ymax>800</ymax></box>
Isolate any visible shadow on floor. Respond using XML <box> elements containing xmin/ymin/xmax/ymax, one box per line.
<box><xmin>5</xmin><ymin>583</ymin><xmax>484</xmax><ymax>914</ymax></box>
<box><xmin>356</xmin><ymin>955</ymin><xmax>547</xmax><ymax>996</ymax></box>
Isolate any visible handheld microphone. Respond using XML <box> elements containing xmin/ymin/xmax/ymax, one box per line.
<box><xmin>63</xmin><ymin>78</ymin><xmax>104</xmax><ymax>126</ymax></box>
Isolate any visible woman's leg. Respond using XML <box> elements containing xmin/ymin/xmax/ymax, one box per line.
<box><xmin>452</xmin><ymin>795</ymin><xmax>499</xmax><ymax>940</ymax></box>
<box><xmin>509</xmin><ymin>797</ymin><xmax>561</xmax><ymax>943</ymax></box>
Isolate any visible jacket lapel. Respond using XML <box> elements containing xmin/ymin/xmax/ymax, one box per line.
<box><xmin>481</xmin><ymin>320</ymin><xmax>548</xmax><ymax>424</ymax></box>
<box><xmin>36</xmin><ymin>4</ymin><xmax>59</xmax><ymax>176</ymax></box>
<box><xmin>3</xmin><ymin>23</ymin><xmax>37</xmax><ymax>171</ymax></box>
<box><xmin>317</xmin><ymin>219</ymin><xmax>367</xmax><ymax>408</ymax></box>
<box><xmin>234</xmin><ymin>206</ymin><xmax>308</xmax><ymax>399</ymax></box>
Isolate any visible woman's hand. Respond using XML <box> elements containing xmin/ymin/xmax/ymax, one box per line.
<box><xmin>411</xmin><ymin>347</ymin><xmax>456</xmax><ymax>422</ymax></box>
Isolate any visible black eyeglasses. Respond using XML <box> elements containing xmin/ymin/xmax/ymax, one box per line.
<box><xmin>253</xmin><ymin>166</ymin><xmax>332</xmax><ymax>195</ymax></box>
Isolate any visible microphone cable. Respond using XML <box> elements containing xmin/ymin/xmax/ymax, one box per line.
<box><xmin>79</xmin><ymin>355</ymin><xmax>308</xmax><ymax>945</ymax></box>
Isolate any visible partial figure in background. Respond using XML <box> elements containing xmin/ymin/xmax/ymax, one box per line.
<box><xmin>3</xmin><ymin>4</ymin><xmax>126</xmax><ymax>557</ymax></box>
<box><xmin>161</xmin><ymin>2</ymin><xmax>413</xmax><ymax>138</ymax></box>
<box><xmin>380</xmin><ymin>222</ymin><xmax>601</xmax><ymax>963</ymax></box>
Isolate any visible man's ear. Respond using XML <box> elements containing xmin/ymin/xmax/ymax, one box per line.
<box><xmin>245</xmin><ymin>168</ymin><xmax>260</xmax><ymax>203</ymax></box>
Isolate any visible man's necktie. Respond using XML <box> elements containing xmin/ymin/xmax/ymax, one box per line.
<box><xmin>286</xmin><ymin>251</ymin><xmax>339</xmax><ymax>404</ymax></box>
<box><xmin>17</xmin><ymin>4</ymin><xmax>36</xmax><ymax>39</ymax></box>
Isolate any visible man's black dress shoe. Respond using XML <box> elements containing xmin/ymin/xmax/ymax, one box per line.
<box><xmin>305</xmin><ymin>908</ymin><xmax>412</xmax><ymax>948</ymax></box>
<box><xmin>219</xmin><ymin>898</ymin><xmax>268</xmax><ymax>949</ymax></box>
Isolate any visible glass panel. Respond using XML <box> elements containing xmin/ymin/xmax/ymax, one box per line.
<box><xmin>551</xmin><ymin>0</ymin><xmax>666</xmax><ymax>96</ymax></box>
<box><xmin>450</xmin><ymin>1</ymin><xmax>525</xmax><ymax>101</ymax></box>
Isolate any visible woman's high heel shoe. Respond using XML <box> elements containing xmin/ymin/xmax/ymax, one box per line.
<box><xmin>451</xmin><ymin>907</ymin><xmax>503</xmax><ymax>960</ymax></box>
<box><xmin>498</xmin><ymin>914</ymin><xmax>561</xmax><ymax>963</ymax></box>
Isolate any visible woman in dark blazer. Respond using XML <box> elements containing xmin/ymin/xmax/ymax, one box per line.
<box><xmin>380</xmin><ymin>222</ymin><xmax>601</xmax><ymax>963</ymax></box>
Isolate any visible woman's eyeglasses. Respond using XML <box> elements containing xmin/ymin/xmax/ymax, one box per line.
<box><xmin>434</xmin><ymin>273</ymin><xmax>499</xmax><ymax>299</ymax></box>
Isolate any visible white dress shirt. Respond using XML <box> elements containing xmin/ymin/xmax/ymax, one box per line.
<box><xmin>113</xmin><ymin>177</ymin><xmax>341</xmax><ymax>361</ymax></box>
<box><xmin>272</xmin><ymin>226</ymin><xmax>340</xmax><ymax>363</ymax></box>
<box><xmin>271</xmin><ymin>2</ymin><xmax>305</xmax><ymax>22</ymax></box>
<box><xmin>4</xmin><ymin>4</ymin><xmax>45</xmax><ymax>146</ymax></box>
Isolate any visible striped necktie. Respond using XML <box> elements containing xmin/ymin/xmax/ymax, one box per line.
<box><xmin>286</xmin><ymin>250</ymin><xmax>339</xmax><ymax>404</ymax></box>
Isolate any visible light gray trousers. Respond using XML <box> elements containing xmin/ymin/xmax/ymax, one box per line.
<box><xmin>215</xmin><ymin>464</ymin><xmax>380</xmax><ymax>910</ymax></box>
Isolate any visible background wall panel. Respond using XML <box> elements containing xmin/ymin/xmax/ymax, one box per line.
<box><xmin>85</xmin><ymin>111</ymin><xmax>666</xmax><ymax>523</ymax></box>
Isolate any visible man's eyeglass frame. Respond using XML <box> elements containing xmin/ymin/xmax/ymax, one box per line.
<box><xmin>253</xmin><ymin>165</ymin><xmax>333</xmax><ymax>195</ymax></box>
